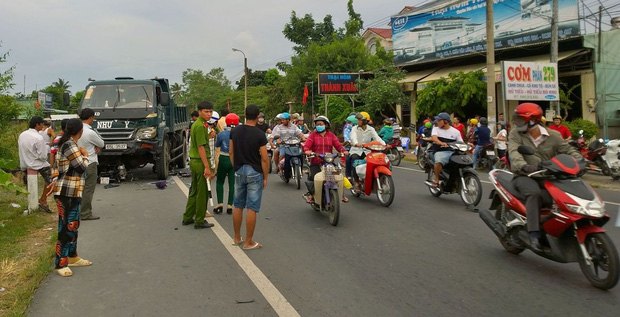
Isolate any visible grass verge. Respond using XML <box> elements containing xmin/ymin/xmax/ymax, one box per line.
<box><xmin>0</xmin><ymin>175</ymin><xmax>56</xmax><ymax>316</ymax></box>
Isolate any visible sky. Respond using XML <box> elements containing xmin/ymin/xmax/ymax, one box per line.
<box><xmin>2</xmin><ymin>0</ymin><xmax>617</xmax><ymax>96</ymax></box>
<box><xmin>1</xmin><ymin>0</ymin><xmax>411</xmax><ymax>95</ymax></box>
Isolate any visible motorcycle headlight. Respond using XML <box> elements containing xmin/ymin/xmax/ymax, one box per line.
<box><xmin>565</xmin><ymin>193</ymin><xmax>606</xmax><ymax>218</ymax></box>
<box><xmin>136</xmin><ymin>127</ymin><xmax>157</xmax><ymax>140</ymax></box>
<box><xmin>324</xmin><ymin>154</ymin><xmax>334</xmax><ymax>163</ymax></box>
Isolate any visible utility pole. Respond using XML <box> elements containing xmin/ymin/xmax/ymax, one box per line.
<box><xmin>486</xmin><ymin>0</ymin><xmax>497</xmax><ymax>134</ymax></box>
<box><xmin>550</xmin><ymin>0</ymin><xmax>560</xmax><ymax>116</ymax></box>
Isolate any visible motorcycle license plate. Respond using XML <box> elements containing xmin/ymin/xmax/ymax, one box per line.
<box><xmin>396</xmin><ymin>146</ymin><xmax>403</xmax><ymax>151</ymax></box>
<box><xmin>486</xmin><ymin>150</ymin><xmax>494</xmax><ymax>156</ymax></box>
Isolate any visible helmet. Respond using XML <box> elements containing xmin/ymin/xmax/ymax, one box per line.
<box><xmin>424</xmin><ymin>121</ymin><xmax>432</xmax><ymax>128</ymax></box>
<box><xmin>259</xmin><ymin>112</ymin><xmax>265</xmax><ymax>118</ymax></box>
<box><xmin>314</xmin><ymin>115</ymin><xmax>330</xmax><ymax>126</ymax></box>
<box><xmin>470</xmin><ymin>118</ymin><xmax>479</xmax><ymax>125</ymax></box>
<box><xmin>276</xmin><ymin>113</ymin><xmax>285</xmax><ymax>120</ymax></box>
<box><xmin>435</xmin><ymin>112</ymin><xmax>451</xmax><ymax>122</ymax></box>
<box><xmin>497</xmin><ymin>121</ymin><xmax>506</xmax><ymax>128</ymax></box>
<box><xmin>348</xmin><ymin>112</ymin><xmax>357</xmax><ymax>117</ymax></box>
<box><xmin>360</xmin><ymin>112</ymin><xmax>371</xmax><ymax>121</ymax></box>
<box><xmin>553</xmin><ymin>115</ymin><xmax>562</xmax><ymax>121</ymax></box>
<box><xmin>479</xmin><ymin>117</ymin><xmax>488</xmax><ymax>125</ymax></box>
<box><xmin>225</xmin><ymin>113</ymin><xmax>239</xmax><ymax>126</ymax></box>
<box><xmin>291</xmin><ymin>113</ymin><xmax>300</xmax><ymax>120</ymax></box>
<box><xmin>514</xmin><ymin>103</ymin><xmax>543</xmax><ymax>132</ymax></box>
<box><xmin>346</xmin><ymin>115</ymin><xmax>358</xmax><ymax>125</ymax></box>
<box><xmin>281</xmin><ymin>112</ymin><xmax>291</xmax><ymax>120</ymax></box>
<box><xmin>211</xmin><ymin>111</ymin><xmax>220</xmax><ymax>121</ymax></box>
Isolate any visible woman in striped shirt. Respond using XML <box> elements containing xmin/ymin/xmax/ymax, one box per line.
<box><xmin>51</xmin><ymin>118</ymin><xmax>91</xmax><ymax>277</ymax></box>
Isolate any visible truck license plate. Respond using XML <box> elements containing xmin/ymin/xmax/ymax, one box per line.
<box><xmin>486</xmin><ymin>150</ymin><xmax>494</xmax><ymax>156</ymax></box>
<box><xmin>105</xmin><ymin>144</ymin><xmax>127</xmax><ymax>150</ymax></box>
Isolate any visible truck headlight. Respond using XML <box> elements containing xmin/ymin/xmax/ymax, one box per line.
<box><xmin>136</xmin><ymin>127</ymin><xmax>157</xmax><ymax>140</ymax></box>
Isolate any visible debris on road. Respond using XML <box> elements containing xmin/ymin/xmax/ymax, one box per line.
<box><xmin>235</xmin><ymin>299</ymin><xmax>255</xmax><ymax>304</ymax></box>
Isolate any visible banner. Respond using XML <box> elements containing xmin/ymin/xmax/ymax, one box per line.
<box><xmin>391</xmin><ymin>0</ymin><xmax>580</xmax><ymax>66</ymax></box>
<box><xmin>501</xmin><ymin>61</ymin><xmax>559</xmax><ymax>101</ymax></box>
<box><xmin>317</xmin><ymin>73</ymin><xmax>359</xmax><ymax>95</ymax></box>
<box><xmin>303</xmin><ymin>85</ymin><xmax>309</xmax><ymax>104</ymax></box>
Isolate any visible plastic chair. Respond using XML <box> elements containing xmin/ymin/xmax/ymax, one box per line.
<box><xmin>400</xmin><ymin>137</ymin><xmax>411</xmax><ymax>153</ymax></box>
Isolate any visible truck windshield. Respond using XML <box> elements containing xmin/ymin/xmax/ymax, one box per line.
<box><xmin>82</xmin><ymin>84</ymin><xmax>154</xmax><ymax>109</ymax></box>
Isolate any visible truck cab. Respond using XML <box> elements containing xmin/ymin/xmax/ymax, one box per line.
<box><xmin>79</xmin><ymin>77</ymin><xmax>188</xmax><ymax>180</ymax></box>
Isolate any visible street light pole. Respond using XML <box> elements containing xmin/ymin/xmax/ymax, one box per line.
<box><xmin>232</xmin><ymin>48</ymin><xmax>248</xmax><ymax>110</ymax></box>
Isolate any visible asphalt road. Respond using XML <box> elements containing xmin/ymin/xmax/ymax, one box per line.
<box><xmin>29</xmin><ymin>161</ymin><xmax>620</xmax><ymax>316</ymax></box>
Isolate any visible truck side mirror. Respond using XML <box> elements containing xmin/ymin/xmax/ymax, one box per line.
<box><xmin>159</xmin><ymin>92</ymin><xmax>170</xmax><ymax>106</ymax></box>
<box><xmin>63</xmin><ymin>92</ymin><xmax>70</xmax><ymax>107</ymax></box>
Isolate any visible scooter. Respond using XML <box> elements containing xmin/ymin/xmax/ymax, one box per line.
<box><xmin>477</xmin><ymin>143</ymin><xmax>497</xmax><ymax>171</ymax></box>
<box><xmin>278</xmin><ymin>138</ymin><xmax>304</xmax><ymax>189</ymax></box>
<box><xmin>350</xmin><ymin>141</ymin><xmax>395</xmax><ymax>207</ymax></box>
<box><xmin>304</xmin><ymin>153</ymin><xmax>345</xmax><ymax>226</ymax></box>
<box><xmin>424</xmin><ymin>142</ymin><xmax>483</xmax><ymax>206</ymax></box>
<box><xmin>385</xmin><ymin>137</ymin><xmax>404</xmax><ymax>166</ymax></box>
<box><xmin>479</xmin><ymin>146</ymin><xmax>619</xmax><ymax>290</ymax></box>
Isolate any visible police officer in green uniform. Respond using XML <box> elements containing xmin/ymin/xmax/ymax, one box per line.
<box><xmin>182</xmin><ymin>101</ymin><xmax>216</xmax><ymax>229</ymax></box>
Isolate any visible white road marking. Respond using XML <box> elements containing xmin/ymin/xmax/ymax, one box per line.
<box><xmin>392</xmin><ymin>166</ymin><xmax>620</xmax><ymax>208</ymax></box>
<box><xmin>173</xmin><ymin>176</ymin><xmax>300</xmax><ymax>317</ymax></box>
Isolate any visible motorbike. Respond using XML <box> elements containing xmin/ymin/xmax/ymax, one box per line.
<box><xmin>570</xmin><ymin>129</ymin><xmax>609</xmax><ymax>175</ymax></box>
<box><xmin>305</xmin><ymin>153</ymin><xmax>345</xmax><ymax>226</ymax></box>
<box><xmin>278</xmin><ymin>138</ymin><xmax>304</xmax><ymax>190</ymax></box>
<box><xmin>495</xmin><ymin>154</ymin><xmax>510</xmax><ymax>171</ymax></box>
<box><xmin>415</xmin><ymin>142</ymin><xmax>431</xmax><ymax>170</ymax></box>
<box><xmin>476</xmin><ymin>143</ymin><xmax>497</xmax><ymax>171</ymax></box>
<box><xmin>424</xmin><ymin>142</ymin><xmax>482</xmax><ymax>206</ymax></box>
<box><xmin>478</xmin><ymin>146</ymin><xmax>619</xmax><ymax>289</ymax></box>
<box><xmin>385</xmin><ymin>136</ymin><xmax>405</xmax><ymax>166</ymax></box>
<box><xmin>350</xmin><ymin>141</ymin><xmax>395</xmax><ymax>207</ymax></box>
<box><xmin>603</xmin><ymin>139</ymin><xmax>620</xmax><ymax>180</ymax></box>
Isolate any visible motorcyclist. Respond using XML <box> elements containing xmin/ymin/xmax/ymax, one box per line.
<box><xmin>429</xmin><ymin>112</ymin><xmax>463</xmax><ymax>188</ymax></box>
<box><xmin>302</xmin><ymin>116</ymin><xmax>348</xmax><ymax>203</ymax></box>
<box><xmin>378</xmin><ymin>117</ymin><xmax>395</xmax><ymax>144</ymax></box>
<box><xmin>343</xmin><ymin>114</ymin><xmax>358</xmax><ymax>180</ymax></box>
<box><xmin>271</xmin><ymin>113</ymin><xmax>285</xmax><ymax>168</ymax></box>
<box><xmin>509</xmin><ymin>103</ymin><xmax>582</xmax><ymax>252</ymax></box>
<box><xmin>271</xmin><ymin>112</ymin><xmax>305</xmax><ymax>178</ymax></box>
<box><xmin>350</xmin><ymin>112</ymin><xmax>385</xmax><ymax>192</ymax></box>
<box><xmin>256</xmin><ymin>112</ymin><xmax>272</xmax><ymax>134</ymax></box>
<box><xmin>472</xmin><ymin>117</ymin><xmax>492</xmax><ymax>169</ymax></box>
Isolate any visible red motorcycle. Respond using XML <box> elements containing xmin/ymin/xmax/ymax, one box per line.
<box><xmin>479</xmin><ymin>146</ymin><xmax>619</xmax><ymax>289</ymax></box>
<box><xmin>350</xmin><ymin>141</ymin><xmax>395</xmax><ymax>207</ymax></box>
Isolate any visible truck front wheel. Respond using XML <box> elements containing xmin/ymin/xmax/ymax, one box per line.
<box><xmin>156</xmin><ymin>138</ymin><xmax>170</xmax><ymax>180</ymax></box>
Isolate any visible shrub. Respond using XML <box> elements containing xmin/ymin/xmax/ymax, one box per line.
<box><xmin>565</xmin><ymin>119</ymin><xmax>599</xmax><ymax>141</ymax></box>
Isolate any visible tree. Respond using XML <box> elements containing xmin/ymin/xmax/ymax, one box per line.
<box><xmin>358</xmin><ymin>65</ymin><xmax>408</xmax><ymax>123</ymax></box>
<box><xmin>559</xmin><ymin>82</ymin><xmax>582</xmax><ymax>120</ymax></box>
<box><xmin>170</xmin><ymin>82</ymin><xmax>183</xmax><ymax>99</ymax></box>
<box><xmin>283</xmin><ymin>12</ymin><xmax>339</xmax><ymax>54</ymax></box>
<box><xmin>415</xmin><ymin>70</ymin><xmax>487</xmax><ymax>119</ymax></box>
<box><xmin>344</xmin><ymin>0</ymin><xmax>364</xmax><ymax>37</ymax></box>
<box><xmin>52</xmin><ymin>78</ymin><xmax>71</xmax><ymax>91</ymax></box>
<box><xmin>71</xmin><ymin>90</ymin><xmax>84</xmax><ymax>109</ymax></box>
<box><xmin>179</xmin><ymin>68</ymin><xmax>232</xmax><ymax>109</ymax></box>
<box><xmin>264</xmin><ymin>69</ymin><xmax>282</xmax><ymax>86</ymax></box>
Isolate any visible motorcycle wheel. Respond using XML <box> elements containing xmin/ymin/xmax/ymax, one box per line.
<box><xmin>268</xmin><ymin>155</ymin><xmax>273</xmax><ymax>174</ymax></box>
<box><xmin>417</xmin><ymin>147</ymin><xmax>425</xmax><ymax>170</ymax></box>
<box><xmin>376</xmin><ymin>174</ymin><xmax>395</xmax><ymax>207</ymax></box>
<box><xmin>598</xmin><ymin>158</ymin><xmax>611</xmax><ymax>176</ymax></box>
<box><xmin>328</xmin><ymin>189</ymin><xmax>340</xmax><ymax>226</ymax></box>
<box><xmin>494</xmin><ymin>204</ymin><xmax>525</xmax><ymax>254</ymax></box>
<box><xmin>427</xmin><ymin>170</ymin><xmax>442</xmax><ymax>197</ymax></box>
<box><xmin>390</xmin><ymin>148</ymin><xmax>401</xmax><ymax>166</ymax></box>
<box><xmin>577</xmin><ymin>233</ymin><xmax>620</xmax><ymax>290</ymax></box>
<box><xmin>496</xmin><ymin>160</ymin><xmax>507</xmax><ymax>170</ymax></box>
<box><xmin>459</xmin><ymin>172</ymin><xmax>482</xmax><ymax>206</ymax></box>
<box><xmin>295</xmin><ymin>165</ymin><xmax>302</xmax><ymax>190</ymax></box>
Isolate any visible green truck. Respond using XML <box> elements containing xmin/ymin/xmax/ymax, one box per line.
<box><xmin>78</xmin><ymin>77</ymin><xmax>189</xmax><ymax>181</ymax></box>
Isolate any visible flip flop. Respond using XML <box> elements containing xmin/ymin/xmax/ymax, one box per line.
<box><xmin>243</xmin><ymin>242</ymin><xmax>262</xmax><ymax>250</ymax></box>
<box><xmin>39</xmin><ymin>203</ymin><xmax>53</xmax><ymax>213</ymax></box>
<box><xmin>56</xmin><ymin>267</ymin><xmax>73</xmax><ymax>277</ymax></box>
<box><xmin>342</xmin><ymin>196</ymin><xmax>349</xmax><ymax>203</ymax></box>
<box><xmin>232</xmin><ymin>238</ymin><xmax>244</xmax><ymax>246</ymax></box>
<box><xmin>68</xmin><ymin>257</ymin><xmax>92</xmax><ymax>267</ymax></box>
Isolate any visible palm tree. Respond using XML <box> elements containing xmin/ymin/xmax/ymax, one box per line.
<box><xmin>52</xmin><ymin>78</ymin><xmax>71</xmax><ymax>91</ymax></box>
<box><xmin>170</xmin><ymin>82</ymin><xmax>183</xmax><ymax>99</ymax></box>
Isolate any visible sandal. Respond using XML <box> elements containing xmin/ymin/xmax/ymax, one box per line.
<box><xmin>68</xmin><ymin>257</ymin><xmax>92</xmax><ymax>267</ymax></box>
<box><xmin>431</xmin><ymin>182</ymin><xmax>439</xmax><ymax>188</ymax></box>
<box><xmin>232</xmin><ymin>238</ymin><xmax>244</xmax><ymax>246</ymax></box>
<box><xmin>213</xmin><ymin>206</ymin><xmax>223</xmax><ymax>214</ymax></box>
<box><xmin>342</xmin><ymin>196</ymin><xmax>349</xmax><ymax>203</ymax></box>
<box><xmin>39</xmin><ymin>203</ymin><xmax>53</xmax><ymax>213</ymax></box>
<box><xmin>56</xmin><ymin>267</ymin><xmax>73</xmax><ymax>277</ymax></box>
<box><xmin>226</xmin><ymin>206</ymin><xmax>233</xmax><ymax>215</ymax></box>
<box><xmin>243</xmin><ymin>242</ymin><xmax>262</xmax><ymax>250</ymax></box>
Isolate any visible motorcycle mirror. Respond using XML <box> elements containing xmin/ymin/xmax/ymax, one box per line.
<box><xmin>517</xmin><ymin>145</ymin><xmax>536</xmax><ymax>155</ymax></box>
<box><xmin>578</xmin><ymin>129</ymin><xmax>584</xmax><ymax>134</ymax></box>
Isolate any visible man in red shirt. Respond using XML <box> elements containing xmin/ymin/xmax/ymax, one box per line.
<box><xmin>452</xmin><ymin>116</ymin><xmax>466</xmax><ymax>141</ymax></box>
<box><xmin>549</xmin><ymin>115</ymin><xmax>572</xmax><ymax>141</ymax></box>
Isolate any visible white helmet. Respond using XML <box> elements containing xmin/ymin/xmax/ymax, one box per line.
<box><xmin>314</xmin><ymin>115</ymin><xmax>330</xmax><ymax>126</ymax></box>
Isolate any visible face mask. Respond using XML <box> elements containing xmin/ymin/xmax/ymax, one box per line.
<box><xmin>316</xmin><ymin>126</ymin><xmax>326</xmax><ymax>133</ymax></box>
<box><xmin>258</xmin><ymin>118</ymin><xmax>265</xmax><ymax>123</ymax></box>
